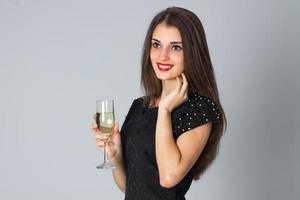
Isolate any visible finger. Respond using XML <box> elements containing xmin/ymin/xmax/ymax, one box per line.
<box><xmin>94</xmin><ymin>134</ymin><xmax>107</xmax><ymax>140</ymax></box>
<box><xmin>113</xmin><ymin>123</ymin><xmax>120</xmax><ymax>134</ymax></box>
<box><xmin>90</xmin><ymin>123</ymin><xmax>99</xmax><ymax>133</ymax></box>
<box><xmin>95</xmin><ymin>137</ymin><xmax>104</xmax><ymax>143</ymax></box>
<box><xmin>96</xmin><ymin>138</ymin><xmax>114</xmax><ymax>147</ymax></box>
<box><xmin>107</xmin><ymin>141</ymin><xmax>114</xmax><ymax>146</ymax></box>
<box><xmin>175</xmin><ymin>76</ymin><xmax>182</xmax><ymax>93</ymax></box>
<box><xmin>95</xmin><ymin>139</ymin><xmax>105</xmax><ymax>148</ymax></box>
<box><xmin>180</xmin><ymin>73</ymin><xmax>188</xmax><ymax>96</ymax></box>
<box><xmin>90</xmin><ymin>123</ymin><xmax>98</xmax><ymax>129</ymax></box>
<box><xmin>183</xmin><ymin>90</ymin><xmax>188</xmax><ymax>101</ymax></box>
<box><xmin>90</xmin><ymin>123</ymin><xmax>98</xmax><ymax>131</ymax></box>
<box><xmin>95</xmin><ymin>138</ymin><xmax>103</xmax><ymax>143</ymax></box>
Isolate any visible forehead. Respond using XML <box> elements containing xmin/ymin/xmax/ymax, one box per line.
<box><xmin>152</xmin><ymin>23</ymin><xmax>182</xmax><ymax>42</ymax></box>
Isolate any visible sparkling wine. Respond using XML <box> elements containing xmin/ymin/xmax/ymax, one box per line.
<box><xmin>96</xmin><ymin>112</ymin><xmax>115</xmax><ymax>138</ymax></box>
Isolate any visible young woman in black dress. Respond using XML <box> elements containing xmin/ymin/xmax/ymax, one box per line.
<box><xmin>91</xmin><ymin>7</ymin><xmax>227</xmax><ymax>200</ymax></box>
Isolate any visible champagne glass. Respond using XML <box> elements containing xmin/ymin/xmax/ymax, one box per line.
<box><xmin>96</xmin><ymin>100</ymin><xmax>115</xmax><ymax>169</ymax></box>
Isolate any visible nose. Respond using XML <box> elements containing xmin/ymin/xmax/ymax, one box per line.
<box><xmin>159</xmin><ymin>48</ymin><xmax>170</xmax><ymax>61</ymax></box>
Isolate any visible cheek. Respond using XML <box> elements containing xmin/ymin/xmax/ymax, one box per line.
<box><xmin>150</xmin><ymin>49</ymin><xmax>157</xmax><ymax>59</ymax></box>
<box><xmin>177</xmin><ymin>65</ymin><xmax>185</xmax><ymax>74</ymax></box>
<box><xmin>176</xmin><ymin>55</ymin><xmax>184</xmax><ymax>71</ymax></box>
<box><xmin>180</xmin><ymin>61</ymin><xmax>185</xmax><ymax>71</ymax></box>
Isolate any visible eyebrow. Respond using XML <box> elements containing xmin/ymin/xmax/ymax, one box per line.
<box><xmin>151</xmin><ymin>38</ymin><xmax>182</xmax><ymax>44</ymax></box>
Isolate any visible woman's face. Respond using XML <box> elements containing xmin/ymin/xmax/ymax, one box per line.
<box><xmin>150</xmin><ymin>23</ymin><xmax>184</xmax><ymax>80</ymax></box>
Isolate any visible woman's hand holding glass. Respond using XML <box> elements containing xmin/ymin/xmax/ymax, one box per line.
<box><xmin>91</xmin><ymin>115</ymin><xmax>123</xmax><ymax>169</ymax></box>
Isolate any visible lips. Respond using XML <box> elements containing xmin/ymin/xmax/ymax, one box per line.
<box><xmin>157</xmin><ymin>63</ymin><xmax>174</xmax><ymax>72</ymax></box>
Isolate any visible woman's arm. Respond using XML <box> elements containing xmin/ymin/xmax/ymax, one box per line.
<box><xmin>156</xmin><ymin>74</ymin><xmax>212</xmax><ymax>188</ymax></box>
<box><xmin>155</xmin><ymin>109</ymin><xmax>212</xmax><ymax>188</ymax></box>
<box><xmin>91</xmin><ymin>121</ymin><xmax>126</xmax><ymax>193</ymax></box>
<box><xmin>111</xmin><ymin>157</ymin><xmax>126</xmax><ymax>193</ymax></box>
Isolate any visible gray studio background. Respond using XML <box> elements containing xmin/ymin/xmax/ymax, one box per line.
<box><xmin>0</xmin><ymin>0</ymin><xmax>299</xmax><ymax>199</ymax></box>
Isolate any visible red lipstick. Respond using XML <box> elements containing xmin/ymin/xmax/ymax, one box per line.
<box><xmin>157</xmin><ymin>63</ymin><xmax>174</xmax><ymax>72</ymax></box>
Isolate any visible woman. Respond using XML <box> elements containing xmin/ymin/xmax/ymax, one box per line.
<box><xmin>91</xmin><ymin>7</ymin><xmax>227</xmax><ymax>200</ymax></box>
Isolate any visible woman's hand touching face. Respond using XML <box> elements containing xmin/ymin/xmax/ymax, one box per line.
<box><xmin>158</xmin><ymin>73</ymin><xmax>188</xmax><ymax>113</ymax></box>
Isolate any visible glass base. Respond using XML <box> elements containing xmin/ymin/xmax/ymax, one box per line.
<box><xmin>96</xmin><ymin>161</ymin><xmax>115</xmax><ymax>169</ymax></box>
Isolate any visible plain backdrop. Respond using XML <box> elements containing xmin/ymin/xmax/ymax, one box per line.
<box><xmin>0</xmin><ymin>0</ymin><xmax>299</xmax><ymax>199</ymax></box>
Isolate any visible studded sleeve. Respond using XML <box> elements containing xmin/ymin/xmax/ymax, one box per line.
<box><xmin>172</xmin><ymin>94</ymin><xmax>221</xmax><ymax>140</ymax></box>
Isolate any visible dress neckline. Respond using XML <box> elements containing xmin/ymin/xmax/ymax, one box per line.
<box><xmin>143</xmin><ymin>104</ymin><xmax>158</xmax><ymax>110</ymax></box>
<box><xmin>139</xmin><ymin>93</ymin><xmax>204</xmax><ymax>110</ymax></box>
<box><xmin>138</xmin><ymin>97</ymin><xmax>159</xmax><ymax>110</ymax></box>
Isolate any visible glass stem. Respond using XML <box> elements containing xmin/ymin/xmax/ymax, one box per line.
<box><xmin>103</xmin><ymin>140</ymin><xmax>108</xmax><ymax>163</ymax></box>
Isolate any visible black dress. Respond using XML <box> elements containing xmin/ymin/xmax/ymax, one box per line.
<box><xmin>120</xmin><ymin>93</ymin><xmax>221</xmax><ymax>200</ymax></box>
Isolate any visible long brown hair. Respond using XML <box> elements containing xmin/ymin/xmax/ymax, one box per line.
<box><xmin>141</xmin><ymin>7</ymin><xmax>227</xmax><ymax>180</ymax></box>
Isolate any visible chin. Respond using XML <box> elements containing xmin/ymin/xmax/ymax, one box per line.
<box><xmin>155</xmin><ymin>73</ymin><xmax>178</xmax><ymax>80</ymax></box>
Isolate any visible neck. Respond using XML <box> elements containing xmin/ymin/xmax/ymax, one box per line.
<box><xmin>161</xmin><ymin>78</ymin><xmax>177</xmax><ymax>98</ymax></box>
<box><xmin>151</xmin><ymin>79</ymin><xmax>178</xmax><ymax>107</ymax></box>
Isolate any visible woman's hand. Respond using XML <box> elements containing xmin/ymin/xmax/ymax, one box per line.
<box><xmin>90</xmin><ymin>115</ymin><xmax>124</xmax><ymax>166</ymax></box>
<box><xmin>158</xmin><ymin>73</ymin><xmax>188</xmax><ymax>113</ymax></box>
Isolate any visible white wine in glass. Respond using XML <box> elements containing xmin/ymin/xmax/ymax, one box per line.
<box><xmin>96</xmin><ymin>100</ymin><xmax>115</xmax><ymax>169</ymax></box>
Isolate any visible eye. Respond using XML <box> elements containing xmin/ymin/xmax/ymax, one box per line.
<box><xmin>171</xmin><ymin>45</ymin><xmax>182</xmax><ymax>51</ymax></box>
<box><xmin>151</xmin><ymin>42</ymin><xmax>160</xmax><ymax>48</ymax></box>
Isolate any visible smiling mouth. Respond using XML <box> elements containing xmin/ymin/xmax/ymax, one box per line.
<box><xmin>157</xmin><ymin>63</ymin><xmax>174</xmax><ymax>72</ymax></box>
